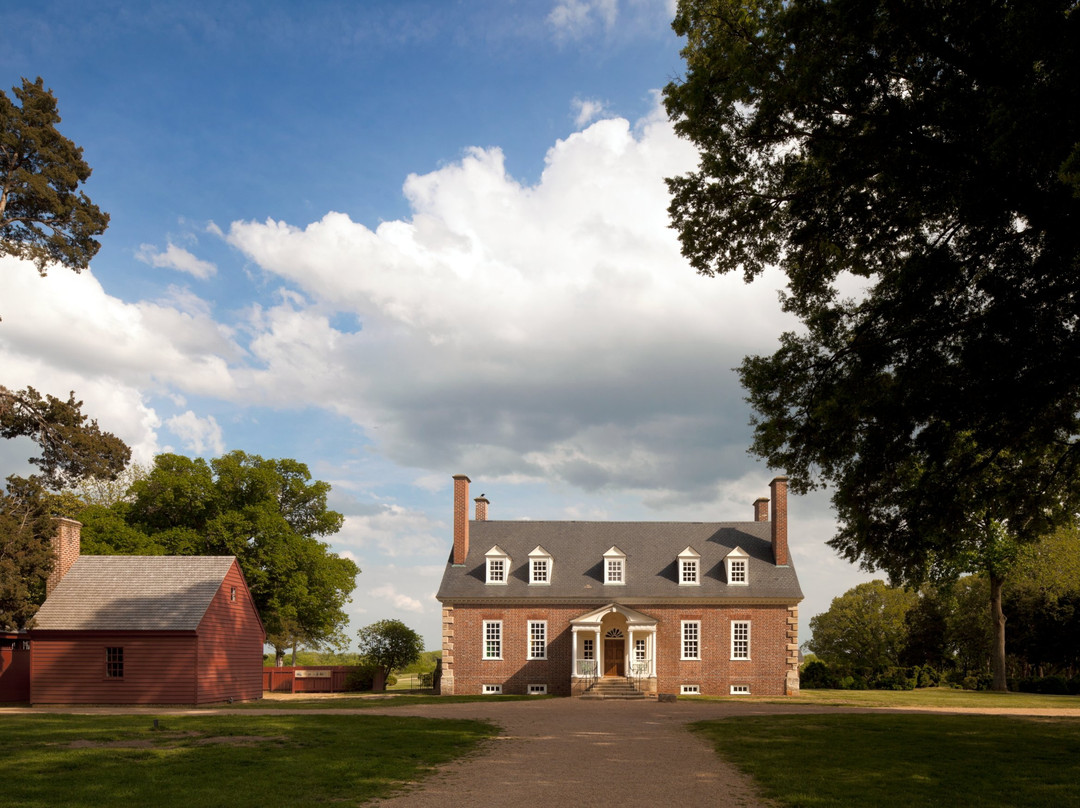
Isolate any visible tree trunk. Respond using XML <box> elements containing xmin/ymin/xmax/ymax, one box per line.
<box><xmin>989</xmin><ymin>572</ymin><xmax>1008</xmax><ymax>691</ymax></box>
<box><xmin>275</xmin><ymin>648</ymin><xmax>286</xmax><ymax>667</ymax></box>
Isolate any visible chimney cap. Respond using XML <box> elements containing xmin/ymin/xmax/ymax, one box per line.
<box><xmin>453</xmin><ymin>473</ymin><xmax>471</xmax><ymax>482</ymax></box>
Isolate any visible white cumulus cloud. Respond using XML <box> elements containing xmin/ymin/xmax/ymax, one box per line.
<box><xmin>136</xmin><ymin>242</ymin><xmax>217</xmax><ymax>279</ymax></box>
<box><xmin>165</xmin><ymin>410</ymin><xmax>225</xmax><ymax>455</ymax></box>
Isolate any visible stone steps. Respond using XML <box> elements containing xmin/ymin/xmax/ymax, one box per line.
<box><xmin>579</xmin><ymin>678</ymin><xmax>647</xmax><ymax>700</ymax></box>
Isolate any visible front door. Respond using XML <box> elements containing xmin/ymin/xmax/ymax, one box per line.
<box><xmin>604</xmin><ymin>639</ymin><xmax>625</xmax><ymax>676</ymax></box>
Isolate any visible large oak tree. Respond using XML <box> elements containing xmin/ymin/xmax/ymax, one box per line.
<box><xmin>664</xmin><ymin>0</ymin><xmax>1080</xmax><ymax>689</ymax></box>
<box><xmin>88</xmin><ymin>451</ymin><xmax>359</xmax><ymax>664</ymax></box>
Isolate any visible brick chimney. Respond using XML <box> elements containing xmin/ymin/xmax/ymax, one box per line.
<box><xmin>453</xmin><ymin>475</ymin><xmax>471</xmax><ymax>565</ymax></box>
<box><xmin>753</xmin><ymin>497</ymin><xmax>769</xmax><ymax>522</ymax></box>
<box><xmin>770</xmin><ymin>476</ymin><xmax>789</xmax><ymax>566</ymax></box>
<box><xmin>474</xmin><ymin>494</ymin><xmax>489</xmax><ymax>522</ymax></box>
<box><xmin>47</xmin><ymin>517</ymin><xmax>82</xmax><ymax>596</ymax></box>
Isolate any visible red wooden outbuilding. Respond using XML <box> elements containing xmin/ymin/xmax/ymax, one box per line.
<box><xmin>27</xmin><ymin>523</ymin><xmax>265</xmax><ymax>705</ymax></box>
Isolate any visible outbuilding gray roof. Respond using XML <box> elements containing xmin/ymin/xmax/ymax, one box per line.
<box><xmin>32</xmin><ymin>556</ymin><xmax>238</xmax><ymax>631</ymax></box>
<box><xmin>437</xmin><ymin>521</ymin><xmax>802</xmax><ymax>603</ymax></box>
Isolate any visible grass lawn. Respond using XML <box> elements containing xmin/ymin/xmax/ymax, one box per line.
<box><xmin>779</xmin><ymin>687</ymin><xmax>1080</xmax><ymax>710</ymax></box>
<box><xmin>693</xmin><ymin>713</ymin><xmax>1080</xmax><ymax>808</ymax></box>
<box><xmin>0</xmin><ymin>712</ymin><xmax>496</xmax><ymax>808</ymax></box>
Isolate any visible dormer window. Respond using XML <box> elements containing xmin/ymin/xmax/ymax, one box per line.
<box><xmin>485</xmin><ymin>546</ymin><xmax>510</xmax><ymax>585</ymax></box>
<box><xmin>725</xmin><ymin>546</ymin><xmax>749</xmax><ymax>586</ymax></box>
<box><xmin>528</xmin><ymin>546</ymin><xmax>553</xmax><ymax>585</ymax></box>
<box><xmin>603</xmin><ymin>546</ymin><xmax>626</xmax><ymax>585</ymax></box>
<box><xmin>678</xmin><ymin>546</ymin><xmax>701</xmax><ymax>586</ymax></box>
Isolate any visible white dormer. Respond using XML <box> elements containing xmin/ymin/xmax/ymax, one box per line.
<box><xmin>678</xmin><ymin>546</ymin><xmax>701</xmax><ymax>586</ymax></box>
<box><xmin>603</xmin><ymin>546</ymin><xmax>626</xmax><ymax>585</ymax></box>
<box><xmin>485</xmin><ymin>545</ymin><xmax>510</xmax><ymax>585</ymax></box>
<box><xmin>528</xmin><ymin>545</ymin><xmax>553</xmax><ymax>585</ymax></box>
<box><xmin>725</xmin><ymin>546</ymin><xmax>749</xmax><ymax>586</ymax></box>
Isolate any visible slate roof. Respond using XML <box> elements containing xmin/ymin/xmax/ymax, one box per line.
<box><xmin>437</xmin><ymin>521</ymin><xmax>802</xmax><ymax>603</ymax></box>
<box><xmin>32</xmin><ymin>556</ymin><xmax>238</xmax><ymax>631</ymax></box>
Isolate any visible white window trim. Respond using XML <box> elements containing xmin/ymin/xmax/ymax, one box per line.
<box><xmin>528</xmin><ymin>620</ymin><xmax>548</xmax><ymax>660</ymax></box>
<box><xmin>603</xmin><ymin>546</ymin><xmax>627</xmax><ymax>585</ymax></box>
<box><xmin>485</xmin><ymin>545</ymin><xmax>511</xmax><ymax>585</ymax></box>
<box><xmin>681</xmin><ymin>620</ymin><xmax>701</xmax><ymax>661</ymax></box>
<box><xmin>680</xmin><ymin>684</ymin><xmax>700</xmax><ymax>695</ymax></box>
<box><xmin>731</xmin><ymin>620</ymin><xmax>750</xmax><ymax>661</ymax></box>
<box><xmin>582</xmin><ymin>638</ymin><xmax>595</xmax><ymax>660</ymax></box>
<box><xmin>725</xmin><ymin>547</ymin><xmax>750</xmax><ymax>587</ymax></box>
<box><xmin>730</xmin><ymin>684</ymin><xmax>750</xmax><ymax>695</ymax></box>
<box><xmin>482</xmin><ymin>684</ymin><xmax>502</xmax><ymax>694</ymax></box>
<box><xmin>483</xmin><ymin>620</ymin><xmax>503</xmax><ymax>660</ymax></box>
<box><xmin>528</xmin><ymin>546</ymin><xmax>553</xmax><ymax>585</ymax></box>
<box><xmin>528</xmin><ymin>684</ymin><xmax>548</xmax><ymax>695</ymax></box>
<box><xmin>678</xmin><ymin>546</ymin><xmax>701</xmax><ymax>586</ymax></box>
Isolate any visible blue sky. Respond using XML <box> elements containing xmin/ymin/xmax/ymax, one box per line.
<box><xmin>1</xmin><ymin>0</ymin><xmax>872</xmax><ymax>649</ymax></box>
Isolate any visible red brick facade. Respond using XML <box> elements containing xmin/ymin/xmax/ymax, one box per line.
<box><xmin>438</xmin><ymin>474</ymin><xmax>802</xmax><ymax>698</ymax></box>
<box><xmin>442</xmin><ymin>602</ymin><xmax>799</xmax><ymax>697</ymax></box>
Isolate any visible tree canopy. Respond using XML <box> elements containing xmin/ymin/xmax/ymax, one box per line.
<box><xmin>87</xmin><ymin>450</ymin><xmax>359</xmax><ymax>663</ymax></box>
<box><xmin>0</xmin><ymin>77</ymin><xmax>109</xmax><ymax>275</ymax></box>
<box><xmin>664</xmin><ymin>0</ymin><xmax>1080</xmax><ymax>690</ymax></box>
<box><xmin>1</xmin><ymin>386</ymin><xmax>130</xmax><ymax>489</ymax></box>
<box><xmin>356</xmin><ymin>619</ymin><xmax>425</xmax><ymax>686</ymax></box>
<box><xmin>0</xmin><ymin>386</ymin><xmax>130</xmax><ymax>630</ymax></box>
<box><xmin>808</xmin><ymin>580</ymin><xmax>917</xmax><ymax>671</ymax></box>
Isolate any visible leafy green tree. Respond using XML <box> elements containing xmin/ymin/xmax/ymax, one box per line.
<box><xmin>1</xmin><ymin>386</ymin><xmax>129</xmax><ymax>488</ymax></box>
<box><xmin>664</xmin><ymin>0</ymin><xmax>1080</xmax><ymax>690</ymax></box>
<box><xmin>0</xmin><ymin>477</ymin><xmax>57</xmax><ymax>630</ymax></box>
<box><xmin>0</xmin><ymin>387</ymin><xmax>129</xmax><ymax>628</ymax></box>
<box><xmin>1</xmin><ymin>77</ymin><xmax>109</xmax><ymax>275</ymax></box>
<box><xmin>94</xmin><ymin>450</ymin><xmax>359</xmax><ymax>664</ymax></box>
<box><xmin>808</xmin><ymin>580</ymin><xmax>917</xmax><ymax>672</ymax></box>
<box><xmin>356</xmin><ymin>619</ymin><xmax>425</xmax><ymax>689</ymax></box>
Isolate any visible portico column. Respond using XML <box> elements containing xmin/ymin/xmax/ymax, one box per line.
<box><xmin>571</xmin><ymin>626</ymin><xmax>579</xmax><ymax>677</ymax></box>
<box><xmin>595</xmin><ymin>628</ymin><xmax>602</xmax><ymax>675</ymax></box>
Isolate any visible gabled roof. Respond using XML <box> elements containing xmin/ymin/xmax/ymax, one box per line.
<box><xmin>437</xmin><ymin>521</ymin><xmax>802</xmax><ymax>602</ymax></box>
<box><xmin>32</xmin><ymin>556</ymin><xmax>239</xmax><ymax>632</ymax></box>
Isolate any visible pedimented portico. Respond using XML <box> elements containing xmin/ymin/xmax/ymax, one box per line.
<box><xmin>570</xmin><ymin>603</ymin><xmax>657</xmax><ymax>694</ymax></box>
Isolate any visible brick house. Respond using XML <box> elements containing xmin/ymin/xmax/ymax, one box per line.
<box><xmin>437</xmin><ymin>475</ymin><xmax>802</xmax><ymax>697</ymax></box>
<box><xmin>25</xmin><ymin>519</ymin><xmax>265</xmax><ymax>705</ymax></box>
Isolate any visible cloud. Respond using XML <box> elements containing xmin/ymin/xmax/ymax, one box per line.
<box><xmin>335</xmin><ymin>505</ymin><xmax>447</xmax><ymax>559</ymax></box>
<box><xmin>136</xmin><ymin>242</ymin><xmax>217</xmax><ymax>279</ymax></box>
<box><xmin>549</xmin><ymin>0</ymin><xmax>619</xmax><ymax>36</ymax></box>
<box><xmin>369</xmin><ymin>583</ymin><xmax>425</xmax><ymax>614</ymax></box>
<box><xmin>225</xmin><ymin>103</ymin><xmax>798</xmax><ymax>505</ymax></box>
<box><xmin>572</xmin><ymin>97</ymin><xmax>608</xmax><ymax>127</ymax></box>
<box><xmin>165</xmin><ymin>410</ymin><xmax>225</xmax><ymax>455</ymax></box>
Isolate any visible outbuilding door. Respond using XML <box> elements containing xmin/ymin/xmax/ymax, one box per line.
<box><xmin>604</xmin><ymin>639</ymin><xmax>624</xmax><ymax>676</ymax></box>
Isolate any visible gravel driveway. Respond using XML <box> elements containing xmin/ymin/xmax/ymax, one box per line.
<box><xmin>355</xmin><ymin>698</ymin><xmax>811</xmax><ymax>808</ymax></box>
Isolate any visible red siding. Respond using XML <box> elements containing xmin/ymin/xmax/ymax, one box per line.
<box><xmin>195</xmin><ymin>561</ymin><xmax>264</xmax><ymax>704</ymax></box>
<box><xmin>30</xmin><ymin>632</ymin><xmax>198</xmax><ymax>704</ymax></box>
<box><xmin>0</xmin><ymin>635</ymin><xmax>31</xmax><ymax>702</ymax></box>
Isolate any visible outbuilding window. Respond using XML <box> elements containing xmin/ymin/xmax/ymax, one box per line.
<box><xmin>105</xmin><ymin>646</ymin><xmax>124</xmax><ymax>679</ymax></box>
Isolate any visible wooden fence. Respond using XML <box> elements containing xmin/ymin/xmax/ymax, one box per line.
<box><xmin>263</xmin><ymin>665</ymin><xmax>375</xmax><ymax>693</ymax></box>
